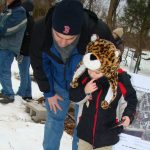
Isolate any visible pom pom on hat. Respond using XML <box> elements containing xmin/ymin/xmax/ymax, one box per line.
<box><xmin>52</xmin><ymin>0</ymin><xmax>84</xmax><ymax>35</ymax></box>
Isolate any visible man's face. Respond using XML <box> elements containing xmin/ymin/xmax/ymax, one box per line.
<box><xmin>52</xmin><ymin>29</ymin><xmax>78</xmax><ymax>48</ymax></box>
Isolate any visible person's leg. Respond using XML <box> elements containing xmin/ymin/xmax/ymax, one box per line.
<box><xmin>78</xmin><ymin>139</ymin><xmax>93</xmax><ymax>150</ymax></box>
<box><xmin>95</xmin><ymin>146</ymin><xmax>112</xmax><ymax>150</ymax></box>
<box><xmin>17</xmin><ymin>56</ymin><xmax>32</xmax><ymax>98</ymax></box>
<box><xmin>24</xmin><ymin>72</ymin><xmax>32</xmax><ymax>98</ymax></box>
<box><xmin>78</xmin><ymin>138</ymin><xmax>112</xmax><ymax>150</ymax></box>
<box><xmin>0</xmin><ymin>51</ymin><xmax>5</xmax><ymax>96</ymax></box>
<box><xmin>0</xmin><ymin>51</ymin><xmax>5</xmax><ymax>89</ymax></box>
<box><xmin>23</xmin><ymin>57</ymin><xmax>32</xmax><ymax>98</ymax></box>
<box><xmin>0</xmin><ymin>50</ymin><xmax>15</xmax><ymax>98</ymax></box>
<box><xmin>43</xmin><ymin>82</ymin><xmax>70</xmax><ymax>150</ymax></box>
<box><xmin>72</xmin><ymin>104</ymin><xmax>79</xmax><ymax>150</ymax></box>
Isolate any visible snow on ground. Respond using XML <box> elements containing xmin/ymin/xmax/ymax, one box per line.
<box><xmin>0</xmin><ymin>60</ymin><xmax>72</xmax><ymax>150</ymax></box>
<box><xmin>0</xmin><ymin>49</ymin><xmax>149</xmax><ymax>150</ymax></box>
<box><xmin>120</xmin><ymin>48</ymin><xmax>150</xmax><ymax>77</ymax></box>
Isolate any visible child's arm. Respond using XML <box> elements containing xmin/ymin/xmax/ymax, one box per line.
<box><xmin>84</xmin><ymin>79</ymin><xmax>98</xmax><ymax>94</ymax></box>
<box><xmin>70</xmin><ymin>78</ymin><xmax>97</xmax><ymax>103</ymax></box>
<box><xmin>69</xmin><ymin>82</ymin><xmax>87</xmax><ymax>103</ymax></box>
<box><xmin>118</xmin><ymin>71</ymin><xmax>138</xmax><ymax>126</ymax></box>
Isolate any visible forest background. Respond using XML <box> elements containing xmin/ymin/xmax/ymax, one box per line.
<box><xmin>0</xmin><ymin>0</ymin><xmax>150</xmax><ymax>73</ymax></box>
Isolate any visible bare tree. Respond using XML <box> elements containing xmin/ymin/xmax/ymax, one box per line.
<box><xmin>89</xmin><ymin>0</ymin><xmax>94</xmax><ymax>10</ymax></box>
<box><xmin>121</xmin><ymin>0</ymin><xmax>150</xmax><ymax>73</ymax></box>
<box><xmin>0</xmin><ymin>0</ymin><xmax>5</xmax><ymax>12</ymax></box>
<box><xmin>32</xmin><ymin>0</ymin><xmax>56</xmax><ymax>19</ymax></box>
<box><xmin>80</xmin><ymin>0</ymin><xmax>86</xmax><ymax>4</ymax></box>
<box><xmin>106</xmin><ymin>0</ymin><xmax>120</xmax><ymax>30</ymax></box>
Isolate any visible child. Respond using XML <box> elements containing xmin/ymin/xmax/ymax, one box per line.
<box><xmin>69</xmin><ymin>37</ymin><xmax>138</xmax><ymax>150</ymax></box>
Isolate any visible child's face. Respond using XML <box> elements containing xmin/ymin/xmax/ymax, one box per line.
<box><xmin>88</xmin><ymin>69</ymin><xmax>104</xmax><ymax>80</ymax></box>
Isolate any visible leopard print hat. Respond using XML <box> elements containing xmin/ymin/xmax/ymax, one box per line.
<box><xmin>70</xmin><ymin>35</ymin><xmax>120</xmax><ymax>109</ymax></box>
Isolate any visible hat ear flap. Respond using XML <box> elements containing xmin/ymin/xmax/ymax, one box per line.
<box><xmin>101</xmin><ymin>76</ymin><xmax>118</xmax><ymax>109</ymax></box>
<box><xmin>104</xmin><ymin>85</ymin><xmax>114</xmax><ymax>104</ymax></box>
<box><xmin>70</xmin><ymin>61</ymin><xmax>86</xmax><ymax>88</ymax></box>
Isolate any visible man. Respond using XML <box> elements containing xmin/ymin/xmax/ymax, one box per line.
<box><xmin>0</xmin><ymin>0</ymin><xmax>27</xmax><ymax>104</ymax></box>
<box><xmin>16</xmin><ymin>0</ymin><xmax>34</xmax><ymax>102</ymax></box>
<box><xmin>30</xmin><ymin>0</ymin><xmax>116</xmax><ymax>150</ymax></box>
<box><xmin>112</xmin><ymin>27</ymin><xmax>124</xmax><ymax>59</ymax></box>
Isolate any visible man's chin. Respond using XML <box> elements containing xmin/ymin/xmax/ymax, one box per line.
<box><xmin>59</xmin><ymin>46</ymin><xmax>66</xmax><ymax>48</ymax></box>
<box><xmin>58</xmin><ymin>45</ymin><xmax>68</xmax><ymax>48</ymax></box>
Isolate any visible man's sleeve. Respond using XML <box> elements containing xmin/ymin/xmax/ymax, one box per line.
<box><xmin>42</xmin><ymin>52</ymin><xmax>55</xmax><ymax>98</ymax></box>
<box><xmin>0</xmin><ymin>9</ymin><xmax>27</xmax><ymax>38</ymax></box>
<box><xmin>96</xmin><ymin>20</ymin><xmax>117</xmax><ymax>46</ymax></box>
<box><xmin>69</xmin><ymin>71</ymin><xmax>87</xmax><ymax>103</ymax></box>
<box><xmin>30</xmin><ymin>18</ymin><xmax>51</xmax><ymax>94</ymax></box>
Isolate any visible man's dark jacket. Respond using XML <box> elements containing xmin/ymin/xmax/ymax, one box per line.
<box><xmin>30</xmin><ymin>7</ymin><xmax>116</xmax><ymax>94</ymax></box>
<box><xmin>20</xmin><ymin>12</ymin><xmax>34</xmax><ymax>56</ymax></box>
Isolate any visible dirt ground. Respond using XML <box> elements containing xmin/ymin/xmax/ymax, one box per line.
<box><xmin>64</xmin><ymin>106</ymin><xmax>75</xmax><ymax>136</ymax></box>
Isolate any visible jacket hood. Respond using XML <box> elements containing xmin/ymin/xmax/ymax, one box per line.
<box><xmin>8</xmin><ymin>0</ymin><xmax>22</xmax><ymax>9</ymax></box>
<box><xmin>22</xmin><ymin>1</ymin><xmax>34</xmax><ymax>12</ymax></box>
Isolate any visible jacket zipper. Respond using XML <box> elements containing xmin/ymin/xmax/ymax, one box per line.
<box><xmin>64</xmin><ymin>64</ymin><xmax>67</xmax><ymax>89</ymax></box>
<box><xmin>64</xmin><ymin>58</ymin><xmax>69</xmax><ymax>89</ymax></box>
<box><xmin>63</xmin><ymin>53</ymin><xmax>78</xmax><ymax>89</ymax></box>
<box><xmin>92</xmin><ymin>89</ymin><xmax>103</xmax><ymax>148</ymax></box>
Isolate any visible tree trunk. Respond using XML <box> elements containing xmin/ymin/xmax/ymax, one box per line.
<box><xmin>0</xmin><ymin>0</ymin><xmax>5</xmax><ymax>12</ymax></box>
<box><xmin>106</xmin><ymin>0</ymin><xmax>120</xmax><ymax>30</ymax></box>
<box><xmin>134</xmin><ymin>32</ymin><xmax>143</xmax><ymax>73</ymax></box>
<box><xmin>80</xmin><ymin>0</ymin><xmax>86</xmax><ymax>4</ymax></box>
<box><xmin>33</xmin><ymin>0</ymin><xmax>54</xmax><ymax>19</ymax></box>
<box><xmin>89</xmin><ymin>0</ymin><xmax>94</xmax><ymax>11</ymax></box>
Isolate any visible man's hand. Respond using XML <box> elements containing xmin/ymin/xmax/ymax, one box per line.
<box><xmin>48</xmin><ymin>94</ymin><xmax>63</xmax><ymax>114</ymax></box>
<box><xmin>84</xmin><ymin>79</ymin><xmax>98</xmax><ymax>94</ymax></box>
